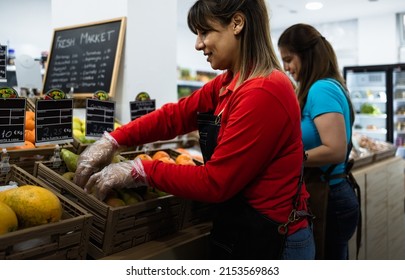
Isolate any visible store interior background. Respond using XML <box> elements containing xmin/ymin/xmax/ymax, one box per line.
<box><xmin>1</xmin><ymin>0</ymin><xmax>405</xmax><ymax>124</ymax></box>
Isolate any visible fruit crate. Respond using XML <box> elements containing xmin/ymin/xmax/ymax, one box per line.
<box><xmin>26</xmin><ymin>97</ymin><xmax>36</xmax><ymax>112</ymax></box>
<box><xmin>33</xmin><ymin>153</ymin><xmax>185</xmax><ymax>259</ymax></box>
<box><xmin>0</xmin><ymin>165</ymin><xmax>92</xmax><ymax>260</ymax></box>
<box><xmin>5</xmin><ymin>143</ymin><xmax>75</xmax><ymax>175</ymax></box>
<box><xmin>71</xmin><ymin>137</ymin><xmax>93</xmax><ymax>154</ymax></box>
<box><xmin>119</xmin><ymin>148</ymin><xmax>213</xmax><ymax>230</ymax></box>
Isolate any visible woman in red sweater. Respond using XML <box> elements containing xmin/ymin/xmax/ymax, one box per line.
<box><xmin>74</xmin><ymin>0</ymin><xmax>314</xmax><ymax>260</ymax></box>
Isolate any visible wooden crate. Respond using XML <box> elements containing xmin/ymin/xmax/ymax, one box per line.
<box><xmin>6</xmin><ymin>143</ymin><xmax>75</xmax><ymax>175</ymax></box>
<box><xmin>120</xmin><ymin>148</ymin><xmax>213</xmax><ymax>230</ymax></box>
<box><xmin>0</xmin><ymin>165</ymin><xmax>92</xmax><ymax>260</ymax></box>
<box><xmin>33</xmin><ymin>156</ymin><xmax>184</xmax><ymax>259</ymax></box>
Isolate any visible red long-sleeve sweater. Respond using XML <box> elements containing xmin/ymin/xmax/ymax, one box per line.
<box><xmin>111</xmin><ymin>70</ymin><xmax>309</xmax><ymax>234</ymax></box>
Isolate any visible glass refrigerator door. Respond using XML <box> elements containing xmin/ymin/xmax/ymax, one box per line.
<box><xmin>346</xmin><ymin>71</ymin><xmax>387</xmax><ymax>141</ymax></box>
<box><xmin>393</xmin><ymin>68</ymin><xmax>405</xmax><ymax>157</ymax></box>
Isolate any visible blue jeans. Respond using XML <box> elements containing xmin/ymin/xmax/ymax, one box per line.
<box><xmin>325</xmin><ymin>179</ymin><xmax>359</xmax><ymax>259</ymax></box>
<box><xmin>281</xmin><ymin>225</ymin><xmax>315</xmax><ymax>260</ymax></box>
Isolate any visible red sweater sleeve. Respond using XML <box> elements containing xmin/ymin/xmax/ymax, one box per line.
<box><xmin>110</xmin><ymin>73</ymin><xmax>228</xmax><ymax>146</ymax></box>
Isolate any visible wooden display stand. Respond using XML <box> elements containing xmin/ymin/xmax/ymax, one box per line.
<box><xmin>349</xmin><ymin>156</ymin><xmax>405</xmax><ymax>260</ymax></box>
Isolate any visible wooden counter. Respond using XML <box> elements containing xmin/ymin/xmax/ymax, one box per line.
<box><xmin>102</xmin><ymin>157</ymin><xmax>405</xmax><ymax>260</ymax></box>
<box><xmin>349</xmin><ymin>156</ymin><xmax>405</xmax><ymax>260</ymax></box>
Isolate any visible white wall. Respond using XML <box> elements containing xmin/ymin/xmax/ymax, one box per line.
<box><xmin>122</xmin><ymin>0</ymin><xmax>177</xmax><ymax>124</ymax></box>
<box><xmin>0</xmin><ymin>0</ymin><xmax>52</xmax><ymax>59</ymax></box>
<box><xmin>358</xmin><ymin>13</ymin><xmax>398</xmax><ymax>65</ymax></box>
<box><xmin>51</xmin><ymin>0</ymin><xmax>127</xmax><ymax>28</ymax></box>
<box><xmin>50</xmin><ymin>0</ymin><xmax>177</xmax><ymax>124</ymax></box>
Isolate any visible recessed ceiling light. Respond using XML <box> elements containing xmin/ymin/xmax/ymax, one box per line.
<box><xmin>305</xmin><ymin>2</ymin><xmax>324</xmax><ymax>10</ymax></box>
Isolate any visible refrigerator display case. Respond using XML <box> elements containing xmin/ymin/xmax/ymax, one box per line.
<box><xmin>344</xmin><ymin>63</ymin><xmax>405</xmax><ymax>157</ymax></box>
<box><xmin>392</xmin><ymin>65</ymin><xmax>405</xmax><ymax>157</ymax></box>
<box><xmin>344</xmin><ymin>66</ymin><xmax>391</xmax><ymax>142</ymax></box>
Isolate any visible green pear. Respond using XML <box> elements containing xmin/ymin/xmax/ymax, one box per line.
<box><xmin>61</xmin><ymin>149</ymin><xmax>79</xmax><ymax>172</ymax></box>
<box><xmin>155</xmin><ymin>189</ymin><xmax>168</xmax><ymax>197</ymax></box>
<box><xmin>143</xmin><ymin>191</ymin><xmax>159</xmax><ymax>201</ymax></box>
<box><xmin>105</xmin><ymin>197</ymin><xmax>126</xmax><ymax>207</ymax></box>
<box><xmin>111</xmin><ymin>155</ymin><xmax>126</xmax><ymax>163</ymax></box>
<box><xmin>62</xmin><ymin>171</ymin><xmax>75</xmax><ymax>181</ymax></box>
<box><xmin>117</xmin><ymin>189</ymin><xmax>143</xmax><ymax>205</ymax></box>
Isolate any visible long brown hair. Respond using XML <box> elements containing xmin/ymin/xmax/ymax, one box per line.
<box><xmin>277</xmin><ymin>23</ymin><xmax>350</xmax><ymax>111</ymax></box>
<box><xmin>187</xmin><ymin>0</ymin><xmax>281</xmax><ymax>87</ymax></box>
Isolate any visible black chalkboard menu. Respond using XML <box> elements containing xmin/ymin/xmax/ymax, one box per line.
<box><xmin>43</xmin><ymin>17</ymin><xmax>126</xmax><ymax>98</ymax></box>
<box><xmin>85</xmin><ymin>99</ymin><xmax>115</xmax><ymax>138</ymax></box>
<box><xmin>0</xmin><ymin>98</ymin><xmax>26</xmax><ymax>147</ymax></box>
<box><xmin>35</xmin><ymin>99</ymin><xmax>73</xmax><ymax>144</ymax></box>
<box><xmin>130</xmin><ymin>100</ymin><xmax>156</xmax><ymax>121</ymax></box>
<box><xmin>0</xmin><ymin>45</ymin><xmax>6</xmax><ymax>81</ymax></box>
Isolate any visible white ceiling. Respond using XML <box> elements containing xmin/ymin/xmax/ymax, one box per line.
<box><xmin>178</xmin><ymin>0</ymin><xmax>405</xmax><ymax>30</ymax></box>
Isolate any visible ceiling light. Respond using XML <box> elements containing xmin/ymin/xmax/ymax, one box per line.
<box><xmin>305</xmin><ymin>2</ymin><xmax>323</xmax><ymax>10</ymax></box>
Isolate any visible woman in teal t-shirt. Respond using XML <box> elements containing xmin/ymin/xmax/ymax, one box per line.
<box><xmin>278</xmin><ymin>23</ymin><xmax>359</xmax><ymax>260</ymax></box>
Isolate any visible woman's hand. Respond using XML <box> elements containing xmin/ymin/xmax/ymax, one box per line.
<box><xmin>84</xmin><ymin>158</ymin><xmax>147</xmax><ymax>201</ymax></box>
<box><xmin>74</xmin><ymin>132</ymin><xmax>119</xmax><ymax>188</ymax></box>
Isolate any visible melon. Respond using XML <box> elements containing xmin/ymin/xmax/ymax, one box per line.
<box><xmin>0</xmin><ymin>201</ymin><xmax>18</xmax><ymax>234</ymax></box>
<box><xmin>0</xmin><ymin>185</ymin><xmax>62</xmax><ymax>228</ymax></box>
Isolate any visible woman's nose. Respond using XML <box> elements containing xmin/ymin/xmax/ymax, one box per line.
<box><xmin>195</xmin><ymin>35</ymin><xmax>204</xmax><ymax>50</ymax></box>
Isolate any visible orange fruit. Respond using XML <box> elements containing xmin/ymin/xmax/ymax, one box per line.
<box><xmin>175</xmin><ymin>154</ymin><xmax>196</xmax><ymax>166</ymax></box>
<box><xmin>152</xmin><ymin>151</ymin><xmax>170</xmax><ymax>160</ymax></box>
<box><xmin>158</xmin><ymin>157</ymin><xmax>176</xmax><ymax>164</ymax></box>
<box><xmin>25</xmin><ymin>111</ymin><xmax>35</xmax><ymax>130</ymax></box>
<box><xmin>6</xmin><ymin>141</ymin><xmax>35</xmax><ymax>150</ymax></box>
<box><xmin>135</xmin><ymin>153</ymin><xmax>153</xmax><ymax>161</ymax></box>
<box><xmin>20</xmin><ymin>141</ymin><xmax>35</xmax><ymax>149</ymax></box>
<box><xmin>25</xmin><ymin>129</ymin><xmax>35</xmax><ymax>144</ymax></box>
<box><xmin>25</xmin><ymin>111</ymin><xmax>35</xmax><ymax>120</ymax></box>
<box><xmin>176</xmin><ymin>148</ymin><xmax>190</xmax><ymax>155</ymax></box>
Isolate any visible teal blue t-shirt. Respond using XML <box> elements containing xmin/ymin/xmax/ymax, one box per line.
<box><xmin>301</xmin><ymin>78</ymin><xmax>351</xmax><ymax>179</ymax></box>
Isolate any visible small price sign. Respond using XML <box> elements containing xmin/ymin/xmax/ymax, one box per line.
<box><xmin>0</xmin><ymin>45</ymin><xmax>6</xmax><ymax>82</ymax></box>
<box><xmin>86</xmin><ymin>99</ymin><xmax>115</xmax><ymax>138</ymax></box>
<box><xmin>129</xmin><ymin>100</ymin><xmax>155</xmax><ymax>121</ymax></box>
<box><xmin>0</xmin><ymin>98</ymin><xmax>26</xmax><ymax>147</ymax></box>
<box><xmin>35</xmin><ymin>99</ymin><xmax>73</xmax><ymax>145</ymax></box>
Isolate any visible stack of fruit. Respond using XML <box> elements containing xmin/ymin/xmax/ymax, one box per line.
<box><xmin>59</xmin><ymin>148</ymin><xmax>163</xmax><ymax>207</ymax></box>
<box><xmin>5</xmin><ymin>111</ymin><xmax>36</xmax><ymax>150</ymax></box>
<box><xmin>58</xmin><ymin>148</ymin><xmax>202</xmax><ymax>208</ymax></box>
<box><xmin>0</xmin><ymin>185</ymin><xmax>62</xmax><ymax>235</ymax></box>
<box><xmin>72</xmin><ymin>117</ymin><xmax>95</xmax><ymax>144</ymax></box>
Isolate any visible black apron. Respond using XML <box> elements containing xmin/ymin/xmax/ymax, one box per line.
<box><xmin>197</xmin><ymin>111</ymin><xmax>286</xmax><ymax>260</ymax></box>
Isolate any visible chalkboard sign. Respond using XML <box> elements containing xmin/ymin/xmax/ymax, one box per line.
<box><xmin>35</xmin><ymin>99</ymin><xmax>73</xmax><ymax>145</ymax></box>
<box><xmin>0</xmin><ymin>45</ymin><xmax>6</xmax><ymax>82</ymax></box>
<box><xmin>0</xmin><ymin>98</ymin><xmax>26</xmax><ymax>147</ymax></box>
<box><xmin>43</xmin><ymin>17</ymin><xmax>126</xmax><ymax>98</ymax></box>
<box><xmin>130</xmin><ymin>100</ymin><xmax>156</xmax><ymax>121</ymax></box>
<box><xmin>86</xmin><ymin>99</ymin><xmax>115</xmax><ymax>138</ymax></box>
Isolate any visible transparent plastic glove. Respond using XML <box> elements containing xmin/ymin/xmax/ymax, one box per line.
<box><xmin>84</xmin><ymin>158</ymin><xmax>147</xmax><ymax>201</ymax></box>
<box><xmin>74</xmin><ymin>131</ymin><xmax>119</xmax><ymax>188</ymax></box>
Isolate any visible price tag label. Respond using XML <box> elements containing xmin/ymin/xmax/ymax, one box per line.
<box><xmin>86</xmin><ymin>99</ymin><xmax>115</xmax><ymax>138</ymax></box>
<box><xmin>0</xmin><ymin>98</ymin><xmax>26</xmax><ymax>147</ymax></box>
<box><xmin>0</xmin><ymin>45</ymin><xmax>6</xmax><ymax>82</ymax></box>
<box><xmin>35</xmin><ymin>99</ymin><xmax>73</xmax><ymax>145</ymax></box>
<box><xmin>129</xmin><ymin>100</ymin><xmax>156</xmax><ymax>121</ymax></box>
